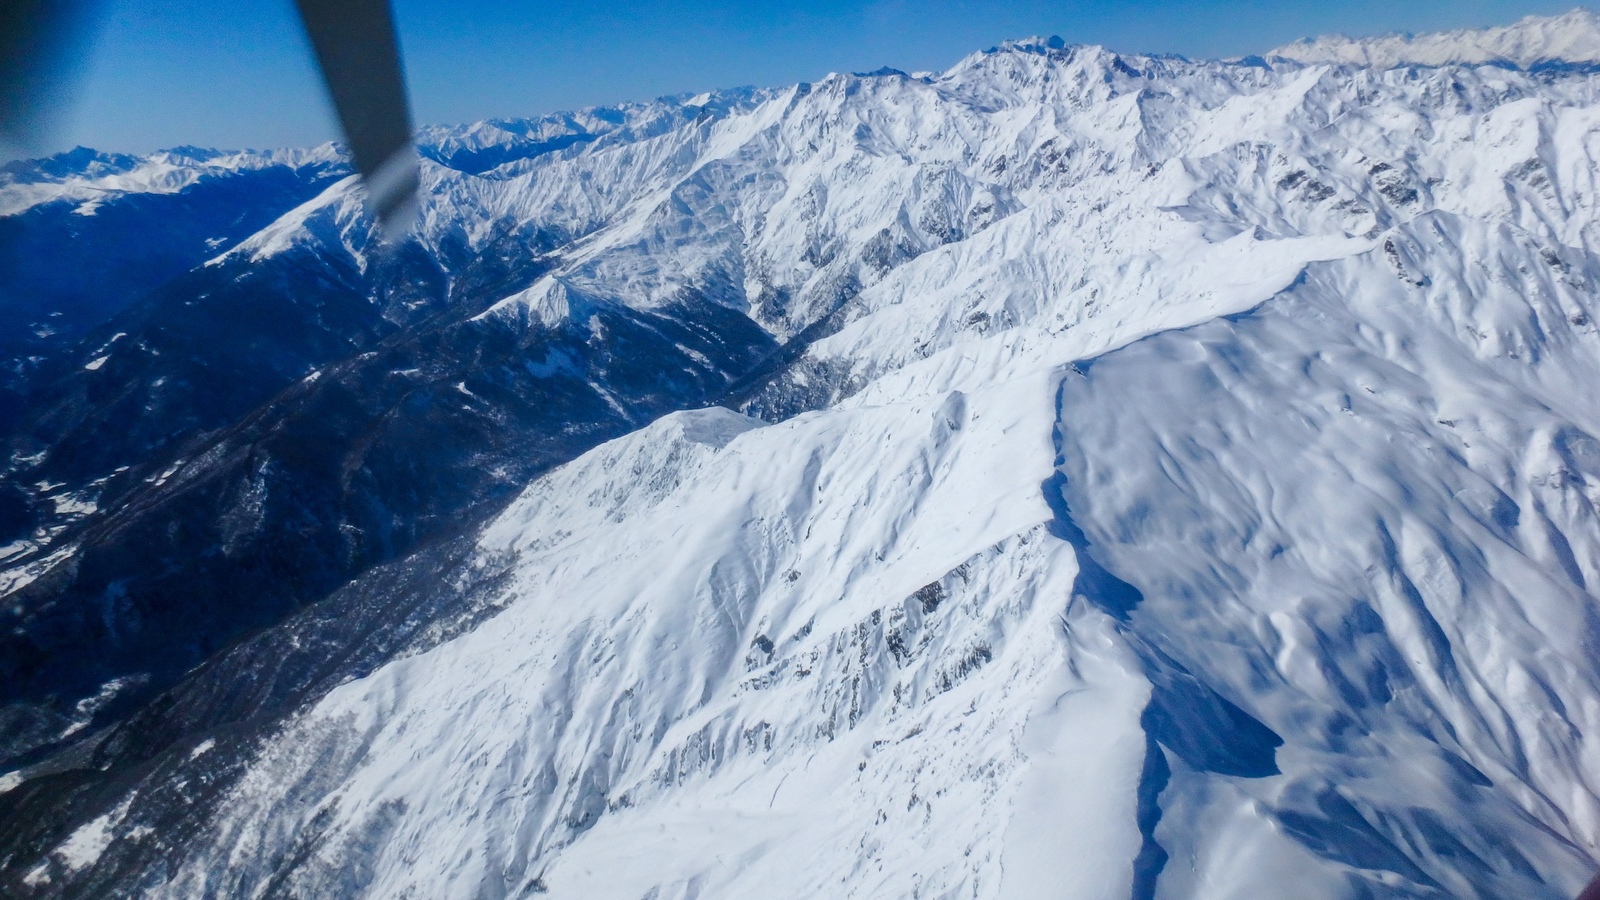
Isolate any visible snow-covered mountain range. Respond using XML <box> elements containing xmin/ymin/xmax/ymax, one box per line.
<box><xmin>1269</xmin><ymin>8</ymin><xmax>1600</xmax><ymax>69</ymax></box>
<box><xmin>5</xmin><ymin>9</ymin><xmax>1600</xmax><ymax>899</ymax></box>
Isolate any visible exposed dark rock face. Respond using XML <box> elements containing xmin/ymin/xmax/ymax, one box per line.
<box><xmin>0</xmin><ymin>224</ymin><xmax>778</xmax><ymax>769</ymax></box>
<box><xmin>0</xmin><ymin>156</ymin><xmax>347</xmax><ymax>367</ymax></box>
<box><xmin>0</xmin><ymin>532</ymin><xmax>515</xmax><ymax>898</ymax></box>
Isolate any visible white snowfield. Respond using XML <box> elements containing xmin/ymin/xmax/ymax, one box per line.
<box><xmin>27</xmin><ymin>11</ymin><xmax>1600</xmax><ymax>899</ymax></box>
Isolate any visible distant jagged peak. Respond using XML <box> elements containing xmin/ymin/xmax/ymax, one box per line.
<box><xmin>990</xmin><ymin>34</ymin><xmax>1069</xmax><ymax>55</ymax></box>
<box><xmin>0</xmin><ymin>146</ymin><xmax>141</xmax><ymax>184</ymax></box>
<box><xmin>0</xmin><ymin>142</ymin><xmax>347</xmax><ymax>218</ymax></box>
<box><xmin>945</xmin><ymin>35</ymin><xmax>1121</xmax><ymax>78</ymax></box>
<box><xmin>850</xmin><ymin>66</ymin><xmax>912</xmax><ymax>79</ymax></box>
<box><xmin>1268</xmin><ymin>7</ymin><xmax>1600</xmax><ymax>69</ymax></box>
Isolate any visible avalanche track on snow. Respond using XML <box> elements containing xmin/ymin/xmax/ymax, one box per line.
<box><xmin>8</xmin><ymin>10</ymin><xmax>1600</xmax><ymax>900</ymax></box>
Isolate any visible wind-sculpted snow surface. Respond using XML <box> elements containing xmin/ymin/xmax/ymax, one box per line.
<box><xmin>8</xmin><ymin>11</ymin><xmax>1600</xmax><ymax>900</ymax></box>
<box><xmin>1048</xmin><ymin>212</ymin><xmax>1600</xmax><ymax>898</ymax></box>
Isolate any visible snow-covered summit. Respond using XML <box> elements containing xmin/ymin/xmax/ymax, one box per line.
<box><xmin>0</xmin><ymin>147</ymin><xmax>140</xmax><ymax>184</ymax></box>
<box><xmin>988</xmin><ymin>34</ymin><xmax>1069</xmax><ymax>55</ymax></box>
<box><xmin>12</xmin><ymin>10</ymin><xmax>1600</xmax><ymax>222</ymax></box>
<box><xmin>1269</xmin><ymin>8</ymin><xmax>1600</xmax><ymax>69</ymax></box>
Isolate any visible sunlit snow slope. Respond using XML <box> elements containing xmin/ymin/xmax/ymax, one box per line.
<box><xmin>10</xmin><ymin>11</ymin><xmax>1600</xmax><ymax>900</ymax></box>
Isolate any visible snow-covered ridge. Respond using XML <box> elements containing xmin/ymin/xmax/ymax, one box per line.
<box><xmin>413</xmin><ymin>87</ymin><xmax>775</xmax><ymax>177</ymax></box>
<box><xmin>0</xmin><ymin>143</ymin><xmax>347</xmax><ymax>218</ymax></box>
<box><xmin>11</xmin><ymin>10</ymin><xmax>1600</xmax><ymax>222</ymax></box>
<box><xmin>0</xmin><ymin>88</ymin><xmax>771</xmax><ymax>219</ymax></box>
<box><xmin>1270</xmin><ymin>8</ymin><xmax>1600</xmax><ymax>69</ymax></box>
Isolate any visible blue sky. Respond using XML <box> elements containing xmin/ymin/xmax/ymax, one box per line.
<box><xmin>17</xmin><ymin>0</ymin><xmax>1590</xmax><ymax>157</ymax></box>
